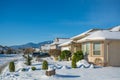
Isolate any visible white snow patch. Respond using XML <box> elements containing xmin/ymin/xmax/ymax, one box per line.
<box><xmin>77</xmin><ymin>60</ymin><xmax>90</xmax><ymax>67</ymax></box>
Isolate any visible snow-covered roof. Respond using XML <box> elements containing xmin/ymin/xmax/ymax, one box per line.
<box><xmin>77</xmin><ymin>30</ymin><xmax>120</xmax><ymax>42</ymax></box>
<box><xmin>59</xmin><ymin>40</ymin><xmax>73</xmax><ymax>46</ymax></box>
<box><xmin>71</xmin><ymin>29</ymin><xmax>99</xmax><ymax>40</ymax></box>
<box><xmin>110</xmin><ymin>25</ymin><xmax>120</xmax><ymax>31</ymax></box>
<box><xmin>51</xmin><ymin>38</ymin><xmax>70</xmax><ymax>45</ymax></box>
<box><xmin>41</xmin><ymin>44</ymin><xmax>51</xmax><ymax>50</ymax></box>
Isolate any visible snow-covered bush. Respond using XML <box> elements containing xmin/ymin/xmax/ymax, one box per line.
<box><xmin>76</xmin><ymin>59</ymin><xmax>94</xmax><ymax>68</ymax></box>
<box><xmin>9</xmin><ymin>61</ymin><xmax>15</xmax><ymax>72</ymax></box>
<box><xmin>42</xmin><ymin>60</ymin><xmax>48</xmax><ymax>70</ymax></box>
<box><xmin>76</xmin><ymin>59</ymin><xmax>90</xmax><ymax>68</ymax></box>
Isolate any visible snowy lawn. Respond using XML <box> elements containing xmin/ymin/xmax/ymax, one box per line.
<box><xmin>0</xmin><ymin>54</ymin><xmax>22</xmax><ymax>66</ymax></box>
<box><xmin>0</xmin><ymin>57</ymin><xmax>120</xmax><ymax>80</ymax></box>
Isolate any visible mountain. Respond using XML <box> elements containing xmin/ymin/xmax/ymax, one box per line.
<box><xmin>10</xmin><ymin>41</ymin><xmax>53</xmax><ymax>49</ymax></box>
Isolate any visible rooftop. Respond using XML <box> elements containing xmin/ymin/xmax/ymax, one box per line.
<box><xmin>77</xmin><ymin>30</ymin><xmax>120</xmax><ymax>42</ymax></box>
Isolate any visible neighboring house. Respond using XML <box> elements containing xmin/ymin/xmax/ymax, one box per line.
<box><xmin>59</xmin><ymin>40</ymin><xmax>73</xmax><ymax>51</ymax></box>
<box><xmin>60</xmin><ymin>25</ymin><xmax>120</xmax><ymax>66</ymax></box>
<box><xmin>33</xmin><ymin>48</ymin><xmax>41</xmax><ymax>52</ymax></box>
<box><xmin>40</xmin><ymin>44</ymin><xmax>51</xmax><ymax>53</ymax></box>
<box><xmin>50</xmin><ymin>38</ymin><xmax>70</xmax><ymax>50</ymax></box>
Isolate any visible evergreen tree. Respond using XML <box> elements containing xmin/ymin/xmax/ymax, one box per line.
<box><xmin>60</xmin><ymin>50</ymin><xmax>71</xmax><ymax>61</ymax></box>
<box><xmin>9</xmin><ymin>61</ymin><xmax>15</xmax><ymax>72</ymax></box>
<box><xmin>42</xmin><ymin>60</ymin><xmax>48</xmax><ymax>70</ymax></box>
<box><xmin>25</xmin><ymin>55</ymin><xmax>32</xmax><ymax>65</ymax></box>
<box><xmin>71</xmin><ymin>55</ymin><xmax>77</xmax><ymax>68</ymax></box>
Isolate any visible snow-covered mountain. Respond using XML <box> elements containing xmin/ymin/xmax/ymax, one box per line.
<box><xmin>10</xmin><ymin>41</ymin><xmax>53</xmax><ymax>49</ymax></box>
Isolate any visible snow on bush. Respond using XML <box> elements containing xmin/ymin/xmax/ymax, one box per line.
<box><xmin>61</xmin><ymin>65</ymin><xmax>70</xmax><ymax>69</ymax></box>
<box><xmin>76</xmin><ymin>59</ymin><xmax>94</xmax><ymax>68</ymax></box>
<box><xmin>28</xmin><ymin>68</ymin><xmax>33</xmax><ymax>72</ymax></box>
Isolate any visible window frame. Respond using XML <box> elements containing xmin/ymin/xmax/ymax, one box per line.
<box><xmin>82</xmin><ymin>42</ymin><xmax>90</xmax><ymax>55</ymax></box>
<box><xmin>92</xmin><ymin>42</ymin><xmax>101</xmax><ymax>56</ymax></box>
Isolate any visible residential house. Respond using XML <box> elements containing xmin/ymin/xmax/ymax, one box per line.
<box><xmin>33</xmin><ymin>48</ymin><xmax>41</xmax><ymax>52</ymax></box>
<box><xmin>59</xmin><ymin>40</ymin><xmax>73</xmax><ymax>52</ymax></box>
<box><xmin>60</xmin><ymin>25</ymin><xmax>120</xmax><ymax>66</ymax></box>
<box><xmin>50</xmin><ymin>38</ymin><xmax>70</xmax><ymax>50</ymax></box>
<box><xmin>40</xmin><ymin>44</ymin><xmax>51</xmax><ymax>53</ymax></box>
<box><xmin>59</xmin><ymin>29</ymin><xmax>99</xmax><ymax>53</ymax></box>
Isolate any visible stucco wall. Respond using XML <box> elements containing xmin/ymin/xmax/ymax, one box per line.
<box><xmin>87</xmin><ymin>41</ymin><xmax>105</xmax><ymax>66</ymax></box>
<box><xmin>108</xmin><ymin>40</ymin><xmax>120</xmax><ymax>66</ymax></box>
<box><xmin>61</xmin><ymin>45</ymin><xmax>71</xmax><ymax>51</ymax></box>
<box><xmin>50</xmin><ymin>45</ymin><xmax>56</xmax><ymax>49</ymax></box>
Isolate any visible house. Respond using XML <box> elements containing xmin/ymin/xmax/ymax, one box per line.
<box><xmin>60</xmin><ymin>25</ymin><xmax>120</xmax><ymax>66</ymax></box>
<box><xmin>77</xmin><ymin>26</ymin><xmax>120</xmax><ymax>66</ymax></box>
<box><xmin>59</xmin><ymin>40</ymin><xmax>73</xmax><ymax>51</ymax></box>
<box><xmin>40</xmin><ymin>44</ymin><xmax>51</xmax><ymax>53</ymax></box>
<box><xmin>50</xmin><ymin>38</ymin><xmax>70</xmax><ymax>50</ymax></box>
<box><xmin>59</xmin><ymin>29</ymin><xmax>100</xmax><ymax>53</ymax></box>
<box><xmin>33</xmin><ymin>48</ymin><xmax>41</xmax><ymax>52</ymax></box>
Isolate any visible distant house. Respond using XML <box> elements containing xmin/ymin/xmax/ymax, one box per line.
<box><xmin>40</xmin><ymin>44</ymin><xmax>51</xmax><ymax>53</ymax></box>
<box><xmin>33</xmin><ymin>48</ymin><xmax>41</xmax><ymax>52</ymax></box>
<box><xmin>59</xmin><ymin>40</ymin><xmax>73</xmax><ymax>51</ymax></box>
<box><xmin>60</xmin><ymin>25</ymin><xmax>120</xmax><ymax>66</ymax></box>
<box><xmin>50</xmin><ymin>38</ymin><xmax>70</xmax><ymax>50</ymax></box>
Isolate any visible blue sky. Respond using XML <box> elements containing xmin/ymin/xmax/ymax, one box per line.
<box><xmin>0</xmin><ymin>0</ymin><xmax>120</xmax><ymax>46</ymax></box>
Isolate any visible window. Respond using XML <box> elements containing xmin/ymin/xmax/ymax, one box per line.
<box><xmin>82</xmin><ymin>43</ymin><xmax>85</xmax><ymax>55</ymax></box>
<box><xmin>82</xmin><ymin>42</ymin><xmax>90</xmax><ymax>55</ymax></box>
<box><xmin>86</xmin><ymin>42</ymin><xmax>90</xmax><ymax>55</ymax></box>
<box><xmin>93</xmin><ymin>42</ymin><xmax>101</xmax><ymax>55</ymax></box>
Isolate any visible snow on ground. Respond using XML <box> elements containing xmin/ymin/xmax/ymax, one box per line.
<box><xmin>0</xmin><ymin>54</ymin><xmax>22</xmax><ymax>66</ymax></box>
<box><xmin>0</xmin><ymin>57</ymin><xmax>120</xmax><ymax>80</ymax></box>
<box><xmin>0</xmin><ymin>54</ymin><xmax>24</xmax><ymax>74</ymax></box>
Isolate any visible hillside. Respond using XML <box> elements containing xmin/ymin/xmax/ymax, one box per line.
<box><xmin>10</xmin><ymin>41</ymin><xmax>53</xmax><ymax>49</ymax></box>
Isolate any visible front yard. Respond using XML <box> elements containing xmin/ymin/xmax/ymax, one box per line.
<box><xmin>0</xmin><ymin>57</ymin><xmax>120</xmax><ymax>80</ymax></box>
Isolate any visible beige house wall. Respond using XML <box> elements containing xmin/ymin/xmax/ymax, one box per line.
<box><xmin>107</xmin><ymin>40</ymin><xmax>120</xmax><ymax>66</ymax></box>
<box><xmin>85</xmin><ymin>41</ymin><xmax>105</xmax><ymax>66</ymax></box>
<box><xmin>61</xmin><ymin>45</ymin><xmax>71</xmax><ymax>51</ymax></box>
<box><xmin>60</xmin><ymin>44</ymin><xmax>75</xmax><ymax>54</ymax></box>
<box><xmin>72</xmin><ymin>43</ymin><xmax>81</xmax><ymax>53</ymax></box>
<box><xmin>50</xmin><ymin>45</ymin><xmax>57</xmax><ymax>49</ymax></box>
<box><xmin>82</xmin><ymin>40</ymin><xmax>120</xmax><ymax>66</ymax></box>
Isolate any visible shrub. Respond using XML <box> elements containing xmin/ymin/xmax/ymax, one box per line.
<box><xmin>9</xmin><ymin>61</ymin><xmax>15</xmax><ymax>72</ymax></box>
<box><xmin>49</xmin><ymin>49</ymin><xmax>61</xmax><ymax>57</ymax></box>
<box><xmin>54</xmin><ymin>57</ymin><xmax>58</xmax><ymax>61</ymax></box>
<box><xmin>60</xmin><ymin>52</ymin><xmax>65</xmax><ymax>60</ymax></box>
<box><xmin>25</xmin><ymin>55</ymin><xmax>32</xmax><ymax>65</ymax></box>
<box><xmin>71</xmin><ymin>55</ymin><xmax>77</xmax><ymax>68</ymax></box>
<box><xmin>24</xmin><ymin>48</ymin><xmax>34</xmax><ymax>54</ymax></box>
<box><xmin>60</xmin><ymin>50</ymin><xmax>71</xmax><ymax>61</ymax></box>
<box><xmin>74</xmin><ymin>51</ymin><xmax>84</xmax><ymax>62</ymax></box>
<box><xmin>22</xmin><ymin>68</ymin><xmax>26</xmax><ymax>71</ymax></box>
<box><xmin>42</xmin><ymin>60</ymin><xmax>48</xmax><ymax>70</ymax></box>
<box><xmin>31</xmin><ymin>66</ymin><xmax>36</xmax><ymax>71</ymax></box>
